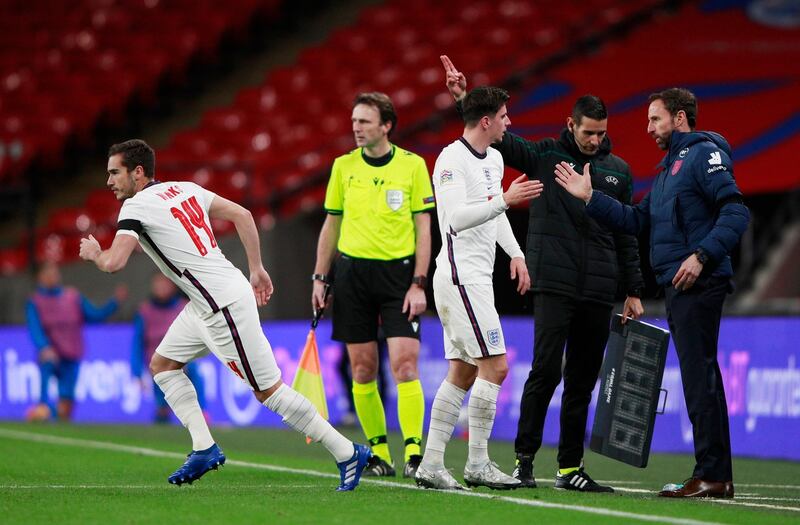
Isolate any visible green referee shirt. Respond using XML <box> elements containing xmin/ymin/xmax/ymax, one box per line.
<box><xmin>324</xmin><ymin>145</ymin><xmax>435</xmax><ymax>260</ymax></box>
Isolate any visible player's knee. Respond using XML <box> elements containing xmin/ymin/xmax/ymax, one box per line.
<box><xmin>253</xmin><ymin>390</ymin><xmax>270</xmax><ymax>403</ymax></box>
<box><xmin>391</xmin><ymin>360</ymin><xmax>418</xmax><ymax>383</ymax></box>
<box><xmin>149</xmin><ymin>354</ymin><xmax>172</xmax><ymax>376</ymax></box>
<box><xmin>253</xmin><ymin>379</ymin><xmax>284</xmax><ymax>404</ymax></box>
<box><xmin>351</xmin><ymin>362</ymin><xmax>378</xmax><ymax>383</ymax></box>
<box><xmin>485</xmin><ymin>359</ymin><xmax>509</xmax><ymax>384</ymax></box>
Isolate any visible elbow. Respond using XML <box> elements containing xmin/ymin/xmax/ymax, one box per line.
<box><xmin>234</xmin><ymin>207</ymin><xmax>253</xmax><ymax>227</ymax></box>
<box><xmin>100</xmin><ymin>257</ymin><xmax>126</xmax><ymax>274</ymax></box>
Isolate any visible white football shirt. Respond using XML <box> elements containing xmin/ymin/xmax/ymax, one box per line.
<box><xmin>433</xmin><ymin>138</ymin><xmax>524</xmax><ymax>285</ymax></box>
<box><xmin>116</xmin><ymin>181</ymin><xmax>250</xmax><ymax>313</ymax></box>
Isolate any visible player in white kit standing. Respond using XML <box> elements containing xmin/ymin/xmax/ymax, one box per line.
<box><xmin>415</xmin><ymin>88</ymin><xmax>543</xmax><ymax>490</ymax></box>
<box><xmin>79</xmin><ymin>139</ymin><xmax>370</xmax><ymax>491</ymax></box>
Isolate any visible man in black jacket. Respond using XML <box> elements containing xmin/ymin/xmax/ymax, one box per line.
<box><xmin>441</xmin><ymin>56</ymin><xmax>644</xmax><ymax>492</ymax></box>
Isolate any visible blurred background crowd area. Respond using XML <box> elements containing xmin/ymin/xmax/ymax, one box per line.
<box><xmin>0</xmin><ymin>0</ymin><xmax>797</xmax><ymax>323</ymax></box>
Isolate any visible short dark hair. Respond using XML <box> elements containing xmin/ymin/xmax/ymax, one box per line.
<box><xmin>353</xmin><ymin>92</ymin><xmax>398</xmax><ymax>136</ymax></box>
<box><xmin>649</xmin><ymin>88</ymin><xmax>697</xmax><ymax>129</ymax></box>
<box><xmin>462</xmin><ymin>86</ymin><xmax>510</xmax><ymax>126</ymax></box>
<box><xmin>108</xmin><ymin>139</ymin><xmax>156</xmax><ymax>179</ymax></box>
<box><xmin>572</xmin><ymin>95</ymin><xmax>608</xmax><ymax>124</ymax></box>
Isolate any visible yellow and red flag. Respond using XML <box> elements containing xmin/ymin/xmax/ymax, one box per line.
<box><xmin>291</xmin><ymin>328</ymin><xmax>328</xmax><ymax>421</ymax></box>
<box><xmin>292</xmin><ymin>284</ymin><xmax>331</xmax><ymax>443</ymax></box>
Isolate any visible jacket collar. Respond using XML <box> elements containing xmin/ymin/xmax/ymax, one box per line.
<box><xmin>658</xmin><ymin>130</ymin><xmax>731</xmax><ymax>169</ymax></box>
<box><xmin>558</xmin><ymin>127</ymin><xmax>612</xmax><ymax>161</ymax></box>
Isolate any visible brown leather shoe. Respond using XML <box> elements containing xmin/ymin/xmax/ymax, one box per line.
<box><xmin>658</xmin><ymin>478</ymin><xmax>734</xmax><ymax>498</ymax></box>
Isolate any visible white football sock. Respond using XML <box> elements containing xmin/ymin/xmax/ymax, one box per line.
<box><xmin>468</xmin><ymin>377</ymin><xmax>500</xmax><ymax>466</ymax></box>
<box><xmin>154</xmin><ymin>369</ymin><xmax>214</xmax><ymax>451</ymax></box>
<box><xmin>420</xmin><ymin>380</ymin><xmax>466</xmax><ymax>470</ymax></box>
<box><xmin>264</xmin><ymin>383</ymin><xmax>353</xmax><ymax>463</ymax></box>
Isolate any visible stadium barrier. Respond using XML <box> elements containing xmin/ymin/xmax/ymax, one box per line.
<box><xmin>0</xmin><ymin>317</ymin><xmax>797</xmax><ymax>460</ymax></box>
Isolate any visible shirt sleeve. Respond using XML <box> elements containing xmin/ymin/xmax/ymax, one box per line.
<box><xmin>323</xmin><ymin>159</ymin><xmax>344</xmax><ymax>215</ymax></box>
<box><xmin>496</xmin><ymin>213</ymin><xmax>524</xmax><ymax>259</ymax></box>
<box><xmin>410</xmin><ymin>156</ymin><xmax>435</xmax><ymax>213</ymax></box>
<box><xmin>695</xmin><ymin>148</ymin><xmax>750</xmax><ymax>264</ymax></box>
<box><xmin>26</xmin><ymin>300</ymin><xmax>51</xmax><ymax>351</ymax></box>
<box><xmin>116</xmin><ymin>198</ymin><xmax>147</xmax><ymax>240</ymax></box>
<box><xmin>435</xmin><ymin>156</ymin><xmax>509</xmax><ymax>233</ymax></box>
<box><xmin>196</xmin><ymin>182</ymin><xmax>217</xmax><ymax>212</ymax></box>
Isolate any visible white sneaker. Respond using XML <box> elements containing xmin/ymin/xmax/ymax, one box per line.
<box><xmin>463</xmin><ymin>461</ymin><xmax>522</xmax><ymax>490</ymax></box>
<box><xmin>415</xmin><ymin>464</ymin><xmax>468</xmax><ymax>490</ymax></box>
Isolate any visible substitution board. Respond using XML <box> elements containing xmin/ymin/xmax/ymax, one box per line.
<box><xmin>589</xmin><ymin>315</ymin><xmax>670</xmax><ymax>468</ymax></box>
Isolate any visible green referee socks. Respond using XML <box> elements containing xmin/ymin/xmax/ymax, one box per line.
<box><xmin>352</xmin><ymin>380</ymin><xmax>392</xmax><ymax>464</ymax></box>
<box><xmin>397</xmin><ymin>379</ymin><xmax>424</xmax><ymax>461</ymax></box>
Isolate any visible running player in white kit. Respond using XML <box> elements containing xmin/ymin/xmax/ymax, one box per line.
<box><xmin>79</xmin><ymin>139</ymin><xmax>370</xmax><ymax>490</ymax></box>
<box><xmin>415</xmin><ymin>87</ymin><xmax>543</xmax><ymax>490</ymax></box>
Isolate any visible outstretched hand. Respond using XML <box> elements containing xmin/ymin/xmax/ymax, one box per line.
<box><xmin>440</xmin><ymin>55</ymin><xmax>467</xmax><ymax>101</ymax></box>
<box><xmin>554</xmin><ymin>162</ymin><xmax>593</xmax><ymax>203</ymax></box>
<box><xmin>250</xmin><ymin>267</ymin><xmax>274</xmax><ymax>306</ymax></box>
<box><xmin>503</xmin><ymin>174</ymin><xmax>544</xmax><ymax>207</ymax></box>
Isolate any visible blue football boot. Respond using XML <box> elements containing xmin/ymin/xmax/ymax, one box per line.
<box><xmin>168</xmin><ymin>443</ymin><xmax>226</xmax><ymax>486</ymax></box>
<box><xmin>336</xmin><ymin>443</ymin><xmax>371</xmax><ymax>491</ymax></box>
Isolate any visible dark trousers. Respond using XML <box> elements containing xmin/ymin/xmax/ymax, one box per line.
<box><xmin>664</xmin><ymin>276</ymin><xmax>733</xmax><ymax>481</ymax></box>
<box><xmin>515</xmin><ymin>293</ymin><xmax>612</xmax><ymax>468</ymax></box>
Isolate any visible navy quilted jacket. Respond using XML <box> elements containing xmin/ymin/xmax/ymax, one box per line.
<box><xmin>586</xmin><ymin>130</ymin><xmax>750</xmax><ymax>286</ymax></box>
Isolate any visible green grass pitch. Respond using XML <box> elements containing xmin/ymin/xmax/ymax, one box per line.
<box><xmin>0</xmin><ymin>422</ymin><xmax>798</xmax><ymax>524</ymax></box>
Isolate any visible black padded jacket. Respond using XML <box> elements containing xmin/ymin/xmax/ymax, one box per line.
<box><xmin>495</xmin><ymin>127</ymin><xmax>644</xmax><ymax>305</ymax></box>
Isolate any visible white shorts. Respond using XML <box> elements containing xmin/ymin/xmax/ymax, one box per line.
<box><xmin>433</xmin><ymin>271</ymin><xmax>506</xmax><ymax>366</ymax></box>
<box><xmin>155</xmin><ymin>290</ymin><xmax>281</xmax><ymax>391</ymax></box>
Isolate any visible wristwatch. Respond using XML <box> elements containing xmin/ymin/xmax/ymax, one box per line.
<box><xmin>311</xmin><ymin>273</ymin><xmax>329</xmax><ymax>284</ymax></box>
<box><xmin>412</xmin><ymin>275</ymin><xmax>428</xmax><ymax>289</ymax></box>
<box><xmin>693</xmin><ymin>248</ymin><xmax>709</xmax><ymax>265</ymax></box>
<box><xmin>627</xmin><ymin>288</ymin><xmax>642</xmax><ymax>298</ymax></box>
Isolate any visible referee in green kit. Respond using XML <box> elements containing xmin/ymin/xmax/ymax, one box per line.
<box><xmin>312</xmin><ymin>92</ymin><xmax>435</xmax><ymax>479</ymax></box>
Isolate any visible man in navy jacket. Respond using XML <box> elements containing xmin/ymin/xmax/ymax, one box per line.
<box><xmin>554</xmin><ymin>88</ymin><xmax>749</xmax><ymax>499</ymax></box>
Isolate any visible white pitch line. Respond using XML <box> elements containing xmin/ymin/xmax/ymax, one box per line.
<box><xmin>737</xmin><ymin>483</ymin><xmax>800</xmax><ymax>490</ymax></box>
<box><xmin>734</xmin><ymin>496</ymin><xmax>800</xmax><ymax>503</ymax></box>
<box><xmin>613</xmin><ymin>486</ymin><xmax>800</xmax><ymax>510</ymax></box>
<box><xmin>615</xmin><ymin>487</ymin><xmax>656</xmax><ymax>494</ymax></box>
<box><xmin>711</xmin><ymin>499</ymin><xmax>800</xmax><ymax>513</ymax></box>
<box><xmin>0</xmin><ymin>428</ymin><xmax>727</xmax><ymax>525</ymax></box>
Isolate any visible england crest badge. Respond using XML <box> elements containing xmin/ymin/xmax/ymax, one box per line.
<box><xmin>487</xmin><ymin>328</ymin><xmax>501</xmax><ymax>346</ymax></box>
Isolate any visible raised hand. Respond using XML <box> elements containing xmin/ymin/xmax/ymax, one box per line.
<box><xmin>554</xmin><ymin>162</ymin><xmax>593</xmax><ymax>203</ymax></box>
<box><xmin>440</xmin><ymin>55</ymin><xmax>467</xmax><ymax>101</ymax></box>
<box><xmin>502</xmin><ymin>174</ymin><xmax>544</xmax><ymax>207</ymax></box>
